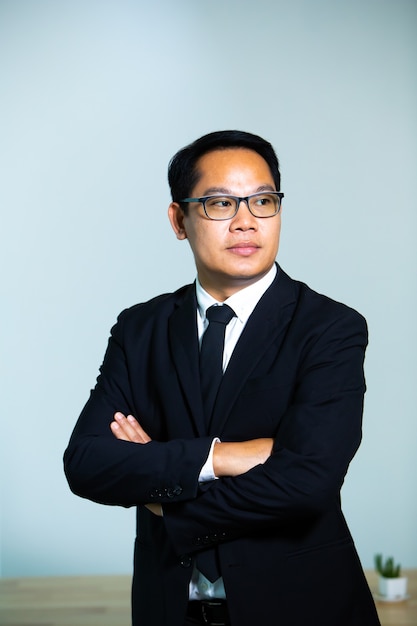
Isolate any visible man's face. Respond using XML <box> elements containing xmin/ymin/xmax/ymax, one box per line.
<box><xmin>168</xmin><ymin>148</ymin><xmax>282</xmax><ymax>301</ymax></box>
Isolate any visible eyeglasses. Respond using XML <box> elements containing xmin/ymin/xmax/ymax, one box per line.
<box><xmin>179</xmin><ymin>191</ymin><xmax>284</xmax><ymax>221</ymax></box>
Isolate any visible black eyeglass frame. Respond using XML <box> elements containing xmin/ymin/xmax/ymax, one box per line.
<box><xmin>178</xmin><ymin>191</ymin><xmax>284</xmax><ymax>221</ymax></box>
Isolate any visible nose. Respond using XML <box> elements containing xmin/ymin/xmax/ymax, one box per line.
<box><xmin>230</xmin><ymin>200</ymin><xmax>257</xmax><ymax>230</ymax></box>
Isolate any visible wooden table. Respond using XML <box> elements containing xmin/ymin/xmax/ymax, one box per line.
<box><xmin>0</xmin><ymin>570</ymin><xmax>415</xmax><ymax>625</ymax></box>
<box><xmin>366</xmin><ymin>569</ymin><xmax>416</xmax><ymax>626</ymax></box>
<box><xmin>0</xmin><ymin>576</ymin><xmax>131</xmax><ymax>626</ymax></box>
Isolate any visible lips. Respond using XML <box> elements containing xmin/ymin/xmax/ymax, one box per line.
<box><xmin>227</xmin><ymin>242</ymin><xmax>260</xmax><ymax>256</ymax></box>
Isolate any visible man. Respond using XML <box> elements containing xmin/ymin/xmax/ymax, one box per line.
<box><xmin>64</xmin><ymin>130</ymin><xmax>380</xmax><ymax>626</ymax></box>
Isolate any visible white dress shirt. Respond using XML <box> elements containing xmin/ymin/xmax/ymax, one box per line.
<box><xmin>189</xmin><ymin>264</ymin><xmax>277</xmax><ymax>600</ymax></box>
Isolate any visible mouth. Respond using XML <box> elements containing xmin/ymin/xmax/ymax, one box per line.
<box><xmin>227</xmin><ymin>242</ymin><xmax>260</xmax><ymax>256</ymax></box>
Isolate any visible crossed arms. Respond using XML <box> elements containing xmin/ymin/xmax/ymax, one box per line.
<box><xmin>64</xmin><ymin>288</ymin><xmax>368</xmax><ymax>553</ymax></box>
<box><xmin>110</xmin><ymin>411</ymin><xmax>274</xmax><ymax>515</ymax></box>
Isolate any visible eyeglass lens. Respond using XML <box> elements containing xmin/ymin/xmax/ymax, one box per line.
<box><xmin>204</xmin><ymin>193</ymin><xmax>281</xmax><ymax>220</ymax></box>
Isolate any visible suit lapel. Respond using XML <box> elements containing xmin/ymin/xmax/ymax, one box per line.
<box><xmin>168</xmin><ymin>284</ymin><xmax>206</xmax><ymax>436</ymax></box>
<box><xmin>209</xmin><ymin>268</ymin><xmax>298</xmax><ymax>435</ymax></box>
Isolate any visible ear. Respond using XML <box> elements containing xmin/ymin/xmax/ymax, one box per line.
<box><xmin>168</xmin><ymin>202</ymin><xmax>188</xmax><ymax>240</ymax></box>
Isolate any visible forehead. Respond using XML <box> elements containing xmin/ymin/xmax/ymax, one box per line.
<box><xmin>193</xmin><ymin>148</ymin><xmax>274</xmax><ymax>193</ymax></box>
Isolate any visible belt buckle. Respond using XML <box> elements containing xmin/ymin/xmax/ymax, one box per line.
<box><xmin>201</xmin><ymin>600</ymin><xmax>227</xmax><ymax>626</ymax></box>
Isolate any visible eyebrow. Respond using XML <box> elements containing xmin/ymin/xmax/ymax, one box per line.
<box><xmin>200</xmin><ymin>184</ymin><xmax>276</xmax><ymax>196</ymax></box>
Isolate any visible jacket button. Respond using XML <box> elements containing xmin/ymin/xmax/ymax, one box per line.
<box><xmin>180</xmin><ymin>555</ymin><xmax>192</xmax><ymax>568</ymax></box>
<box><xmin>167</xmin><ymin>485</ymin><xmax>183</xmax><ymax>498</ymax></box>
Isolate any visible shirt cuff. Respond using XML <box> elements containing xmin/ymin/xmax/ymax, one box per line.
<box><xmin>198</xmin><ymin>437</ymin><xmax>220</xmax><ymax>483</ymax></box>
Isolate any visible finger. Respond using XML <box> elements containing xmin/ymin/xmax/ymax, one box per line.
<box><xmin>110</xmin><ymin>420</ymin><xmax>132</xmax><ymax>441</ymax></box>
<box><xmin>111</xmin><ymin>412</ymin><xmax>152</xmax><ymax>444</ymax></box>
<box><xmin>112</xmin><ymin>413</ymin><xmax>142</xmax><ymax>442</ymax></box>
<box><xmin>126</xmin><ymin>414</ymin><xmax>152</xmax><ymax>443</ymax></box>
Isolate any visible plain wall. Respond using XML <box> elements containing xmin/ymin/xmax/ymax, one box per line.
<box><xmin>1</xmin><ymin>0</ymin><xmax>416</xmax><ymax>577</ymax></box>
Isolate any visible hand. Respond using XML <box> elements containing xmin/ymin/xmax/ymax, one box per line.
<box><xmin>110</xmin><ymin>412</ymin><xmax>152</xmax><ymax>444</ymax></box>
<box><xmin>145</xmin><ymin>503</ymin><xmax>163</xmax><ymax>516</ymax></box>
<box><xmin>213</xmin><ymin>438</ymin><xmax>274</xmax><ymax>477</ymax></box>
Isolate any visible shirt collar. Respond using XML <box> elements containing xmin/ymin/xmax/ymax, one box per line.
<box><xmin>196</xmin><ymin>264</ymin><xmax>277</xmax><ymax>325</ymax></box>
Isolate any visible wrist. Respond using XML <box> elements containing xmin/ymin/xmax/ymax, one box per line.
<box><xmin>213</xmin><ymin>441</ymin><xmax>236</xmax><ymax>477</ymax></box>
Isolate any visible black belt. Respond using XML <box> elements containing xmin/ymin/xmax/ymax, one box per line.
<box><xmin>187</xmin><ymin>600</ymin><xmax>230</xmax><ymax>625</ymax></box>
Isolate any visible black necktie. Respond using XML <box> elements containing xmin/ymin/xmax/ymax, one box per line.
<box><xmin>200</xmin><ymin>304</ymin><xmax>236</xmax><ymax>428</ymax></box>
<box><xmin>197</xmin><ymin>304</ymin><xmax>235</xmax><ymax>582</ymax></box>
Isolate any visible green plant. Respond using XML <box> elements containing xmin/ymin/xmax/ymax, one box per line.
<box><xmin>374</xmin><ymin>553</ymin><xmax>401</xmax><ymax>578</ymax></box>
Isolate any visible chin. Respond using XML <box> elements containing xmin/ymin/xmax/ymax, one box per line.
<box><xmin>229</xmin><ymin>260</ymin><xmax>270</xmax><ymax>279</ymax></box>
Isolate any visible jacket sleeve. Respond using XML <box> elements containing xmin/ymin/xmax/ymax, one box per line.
<box><xmin>63</xmin><ymin>308</ymin><xmax>213</xmax><ymax>507</ymax></box>
<box><xmin>163</xmin><ymin>307</ymin><xmax>368</xmax><ymax>555</ymax></box>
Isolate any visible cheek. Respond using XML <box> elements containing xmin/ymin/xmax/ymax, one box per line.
<box><xmin>185</xmin><ymin>222</ymin><xmax>221</xmax><ymax>259</ymax></box>
<box><xmin>261</xmin><ymin>221</ymin><xmax>281</xmax><ymax>252</ymax></box>
<box><xmin>275</xmin><ymin>224</ymin><xmax>282</xmax><ymax>247</ymax></box>
<box><xmin>194</xmin><ymin>222</ymin><xmax>227</xmax><ymax>244</ymax></box>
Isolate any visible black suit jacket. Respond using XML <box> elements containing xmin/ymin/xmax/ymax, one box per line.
<box><xmin>64</xmin><ymin>266</ymin><xmax>380</xmax><ymax>626</ymax></box>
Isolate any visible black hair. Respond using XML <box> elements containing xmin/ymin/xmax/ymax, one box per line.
<box><xmin>168</xmin><ymin>130</ymin><xmax>281</xmax><ymax>210</ymax></box>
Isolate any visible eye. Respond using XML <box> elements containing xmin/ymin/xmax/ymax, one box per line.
<box><xmin>206</xmin><ymin>196</ymin><xmax>233</xmax><ymax>208</ymax></box>
<box><xmin>254</xmin><ymin>194</ymin><xmax>273</xmax><ymax>206</ymax></box>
